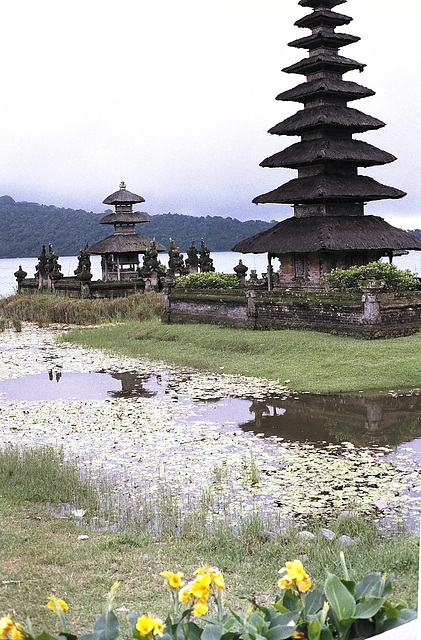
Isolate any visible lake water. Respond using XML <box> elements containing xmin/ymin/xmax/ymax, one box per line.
<box><xmin>1</xmin><ymin>250</ymin><xmax>420</xmax><ymax>299</ymax></box>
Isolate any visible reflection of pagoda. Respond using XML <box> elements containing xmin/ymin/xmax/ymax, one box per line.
<box><xmin>88</xmin><ymin>182</ymin><xmax>166</xmax><ymax>281</ymax></box>
<box><xmin>233</xmin><ymin>0</ymin><xmax>421</xmax><ymax>288</ymax></box>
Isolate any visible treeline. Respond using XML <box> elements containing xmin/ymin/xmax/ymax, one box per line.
<box><xmin>0</xmin><ymin>196</ymin><xmax>274</xmax><ymax>258</ymax></box>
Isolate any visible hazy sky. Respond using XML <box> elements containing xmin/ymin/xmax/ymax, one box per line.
<box><xmin>0</xmin><ymin>0</ymin><xmax>420</xmax><ymax>228</ymax></box>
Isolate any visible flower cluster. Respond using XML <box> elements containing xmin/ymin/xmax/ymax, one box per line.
<box><xmin>162</xmin><ymin>565</ymin><xmax>225</xmax><ymax>617</ymax></box>
<box><xmin>278</xmin><ymin>559</ymin><xmax>312</xmax><ymax>593</ymax></box>
<box><xmin>0</xmin><ymin>615</ymin><xmax>22</xmax><ymax>640</ymax></box>
<box><xmin>135</xmin><ymin>615</ymin><xmax>165</xmax><ymax>638</ymax></box>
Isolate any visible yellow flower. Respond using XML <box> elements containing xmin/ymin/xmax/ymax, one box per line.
<box><xmin>179</xmin><ymin>584</ymin><xmax>193</xmax><ymax>603</ymax></box>
<box><xmin>136</xmin><ymin>616</ymin><xmax>155</xmax><ymax>637</ymax></box>
<box><xmin>209</xmin><ymin>567</ymin><xmax>225</xmax><ymax>590</ymax></box>
<box><xmin>0</xmin><ymin>615</ymin><xmax>23</xmax><ymax>640</ymax></box>
<box><xmin>161</xmin><ymin>571</ymin><xmax>184</xmax><ymax>589</ymax></box>
<box><xmin>47</xmin><ymin>597</ymin><xmax>69</xmax><ymax>614</ymax></box>
<box><xmin>296</xmin><ymin>576</ymin><xmax>312</xmax><ymax>593</ymax></box>
<box><xmin>284</xmin><ymin>560</ymin><xmax>308</xmax><ymax>583</ymax></box>
<box><xmin>191</xmin><ymin>575</ymin><xmax>211</xmax><ymax>599</ymax></box>
<box><xmin>153</xmin><ymin>618</ymin><xmax>166</xmax><ymax>637</ymax></box>
<box><xmin>292</xmin><ymin>632</ymin><xmax>306</xmax><ymax>640</ymax></box>
<box><xmin>193</xmin><ymin>599</ymin><xmax>208</xmax><ymax>616</ymax></box>
<box><xmin>277</xmin><ymin>577</ymin><xmax>293</xmax><ymax>590</ymax></box>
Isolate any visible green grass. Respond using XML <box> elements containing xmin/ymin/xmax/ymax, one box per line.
<box><xmin>63</xmin><ymin>320</ymin><xmax>421</xmax><ymax>394</ymax></box>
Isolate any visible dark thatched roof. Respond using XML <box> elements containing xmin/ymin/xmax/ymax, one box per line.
<box><xmin>260</xmin><ymin>139</ymin><xmax>396</xmax><ymax>169</ymax></box>
<box><xmin>99</xmin><ymin>211</ymin><xmax>149</xmax><ymax>225</ymax></box>
<box><xmin>253</xmin><ymin>175</ymin><xmax>406</xmax><ymax>205</ymax></box>
<box><xmin>268</xmin><ymin>105</ymin><xmax>385</xmax><ymax>136</ymax></box>
<box><xmin>299</xmin><ymin>0</ymin><xmax>346</xmax><ymax>7</ymax></box>
<box><xmin>295</xmin><ymin>9</ymin><xmax>352</xmax><ymax>28</ymax></box>
<box><xmin>283</xmin><ymin>52</ymin><xmax>365</xmax><ymax>76</ymax></box>
<box><xmin>103</xmin><ymin>184</ymin><xmax>145</xmax><ymax>205</ymax></box>
<box><xmin>276</xmin><ymin>78</ymin><xmax>375</xmax><ymax>103</ymax></box>
<box><xmin>232</xmin><ymin>216</ymin><xmax>421</xmax><ymax>255</ymax></box>
<box><xmin>88</xmin><ymin>234</ymin><xmax>166</xmax><ymax>255</ymax></box>
<box><xmin>289</xmin><ymin>31</ymin><xmax>359</xmax><ymax>50</ymax></box>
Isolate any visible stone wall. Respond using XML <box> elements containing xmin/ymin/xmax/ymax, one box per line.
<box><xmin>164</xmin><ymin>287</ymin><xmax>421</xmax><ymax>338</ymax></box>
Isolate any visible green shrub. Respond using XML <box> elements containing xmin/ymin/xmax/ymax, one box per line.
<box><xmin>323</xmin><ymin>261</ymin><xmax>420</xmax><ymax>292</ymax></box>
<box><xmin>176</xmin><ymin>272</ymin><xmax>240</xmax><ymax>290</ymax></box>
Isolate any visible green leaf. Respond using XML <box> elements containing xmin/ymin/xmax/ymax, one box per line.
<box><xmin>307</xmin><ymin>616</ymin><xmax>322</xmax><ymax>640</ymax></box>
<box><xmin>303</xmin><ymin>587</ymin><xmax>324</xmax><ymax>618</ymax></box>
<box><xmin>93</xmin><ymin>611</ymin><xmax>120</xmax><ymax>640</ymax></box>
<box><xmin>355</xmin><ymin>573</ymin><xmax>382</xmax><ymax>599</ymax></box>
<box><xmin>34</xmin><ymin>633</ymin><xmax>59</xmax><ymax>640</ymax></box>
<box><xmin>319</xmin><ymin>630</ymin><xmax>334</xmax><ymax>640</ymax></box>
<box><xmin>324</xmin><ymin>573</ymin><xmax>356</xmax><ymax>621</ymax></box>
<box><xmin>127</xmin><ymin>613</ymin><xmax>139</xmax><ymax>629</ymax></box>
<box><xmin>355</xmin><ymin>596</ymin><xmax>385</xmax><ymax>619</ymax></box>
<box><xmin>265</xmin><ymin>611</ymin><xmax>299</xmax><ymax>640</ymax></box>
<box><xmin>202</xmin><ymin>625</ymin><xmax>222</xmax><ymax>640</ymax></box>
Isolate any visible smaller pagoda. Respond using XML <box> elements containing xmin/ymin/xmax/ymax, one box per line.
<box><xmin>88</xmin><ymin>182</ymin><xmax>166</xmax><ymax>281</ymax></box>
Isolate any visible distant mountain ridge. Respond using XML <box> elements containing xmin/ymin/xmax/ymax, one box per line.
<box><xmin>0</xmin><ymin>195</ymin><xmax>419</xmax><ymax>259</ymax></box>
<box><xmin>0</xmin><ymin>196</ymin><xmax>275</xmax><ymax>258</ymax></box>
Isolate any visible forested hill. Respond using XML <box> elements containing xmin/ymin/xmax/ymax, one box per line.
<box><xmin>1</xmin><ymin>195</ymin><xmax>419</xmax><ymax>259</ymax></box>
<box><xmin>0</xmin><ymin>195</ymin><xmax>275</xmax><ymax>258</ymax></box>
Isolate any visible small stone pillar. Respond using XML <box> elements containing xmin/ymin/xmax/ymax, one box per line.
<box><xmin>162</xmin><ymin>278</ymin><xmax>172</xmax><ymax>324</ymax></box>
<box><xmin>246</xmin><ymin>289</ymin><xmax>257</xmax><ymax>328</ymax></box>
<box><xmin>361</xmin><ymin>280</ymin><xmax>383</xmax><ymax>323</ymax></box>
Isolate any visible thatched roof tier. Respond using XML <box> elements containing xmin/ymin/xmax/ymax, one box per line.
<box><xmin>260</xmin><ymin>139</ymin><xmax>396</xmax><ymax>169</ymax></box>
<box><xmin>299</xmin><ymin>0</ymin><xmax>346</xmax><ymax>8</ymax></box>
<box><xmin>232</xmin><ymin>216</ymin><xmax>421</xmax><ymax>255</ymax></box>
<box><xmin>268</xmin><ymin>106</ymin><xmax>384</xmax><ymax>136</ymax></box>
<box><xmin>99</xmin><ymin>211</ymin><xmax>149</xmax><ymax>225</ymax></box>
<box><xmin>88</xmin><ymin>234</ymin><xmax>166</xmax><ymax>255</ymax></box>
<box><xmin>283</xmin><ymin>52</ymin><xmax>365</xmax><ymax>76</ymax></box>
<box><xmin>295</xmin><ymin>9</ymin><xmax>352</xmax><ymax>29</ymax></box>
<box><xmin>289</xmin><ymin>31</ymin><xmax>359</xmax><ymax>51</ymax></box>
<box><xmin>276</xmin><ymin>78</ymin><xmax>375</xmax><ymax>103</ymax></box>
<box><xmin>103</xmin><ymin>182</ymin><xmax>145</xmax><ymax>205</ymax></box>
<box><xmin>253</xmin><ymin>175</ymin><xmax>406</xmax><ymax>205</ymax></box>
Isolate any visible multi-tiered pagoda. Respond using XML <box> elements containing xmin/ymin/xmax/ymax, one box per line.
<box><xmin>88</xmin><ymin>182</ymin><xmax>165</xmax><ymax>281</ymax></box>
<box><xmin>233</xmin><ymin>0</ymin><xmax>421</xmax><ymax>287</ymax></box>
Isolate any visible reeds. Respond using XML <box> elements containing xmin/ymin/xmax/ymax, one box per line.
<box><xmin>0</xmin><ymin>292</ymin><xmax>164</xmax><ymax>327</ymax></box>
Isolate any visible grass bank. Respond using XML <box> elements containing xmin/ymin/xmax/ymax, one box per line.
<box><xmin>63</xmin><ymin>320</ymin><xmax>421</xmax><ymax>394</ymax></box>
<box><xmin>0</xmin><ymin>446</ymin><xmax>418</xmax><ymax>634</ymax></box>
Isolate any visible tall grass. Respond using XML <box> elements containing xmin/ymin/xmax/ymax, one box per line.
<box><xmin>0</xmin><ymin>292</ymin><xmax>164</xmax><ymax>327</ymax></box>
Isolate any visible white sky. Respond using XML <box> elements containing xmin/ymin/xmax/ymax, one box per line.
<box><xmin>0</xmin><ymin>0</ymin><xmax>420</xmax><ymax>229</ymax></box>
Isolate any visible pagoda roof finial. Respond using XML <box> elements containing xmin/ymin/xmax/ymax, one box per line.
<box><xmin>119</xmin><ymin>181</ymin><xmax>126</xmax><ymax>190</ymax></box>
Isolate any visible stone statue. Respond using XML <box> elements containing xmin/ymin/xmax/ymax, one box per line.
<box><xmin>198</xmin><ymin>239</ymin><xmax>215</xmax><ymax>273</ymax></box>
<box><xmin>185</xmin><ymin>239</ymin><xmax>199</xmax><ymax>274</ymax></box>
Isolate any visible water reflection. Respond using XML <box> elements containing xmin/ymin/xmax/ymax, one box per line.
<box><xmin>0</xmin><ymin>370</ymin><xmax>420</xmax><ymax>450</ymax></box>
<box><xmin>240</xmin><ymin>393</ymin><xmax>421</xmax><ymax>448</ymax></box>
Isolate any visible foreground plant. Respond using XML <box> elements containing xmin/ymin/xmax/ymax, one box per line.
<box><xmin>1</xmin><ymin>555</ymin><xmax>416</xmax><ymax>640</ymax></box>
